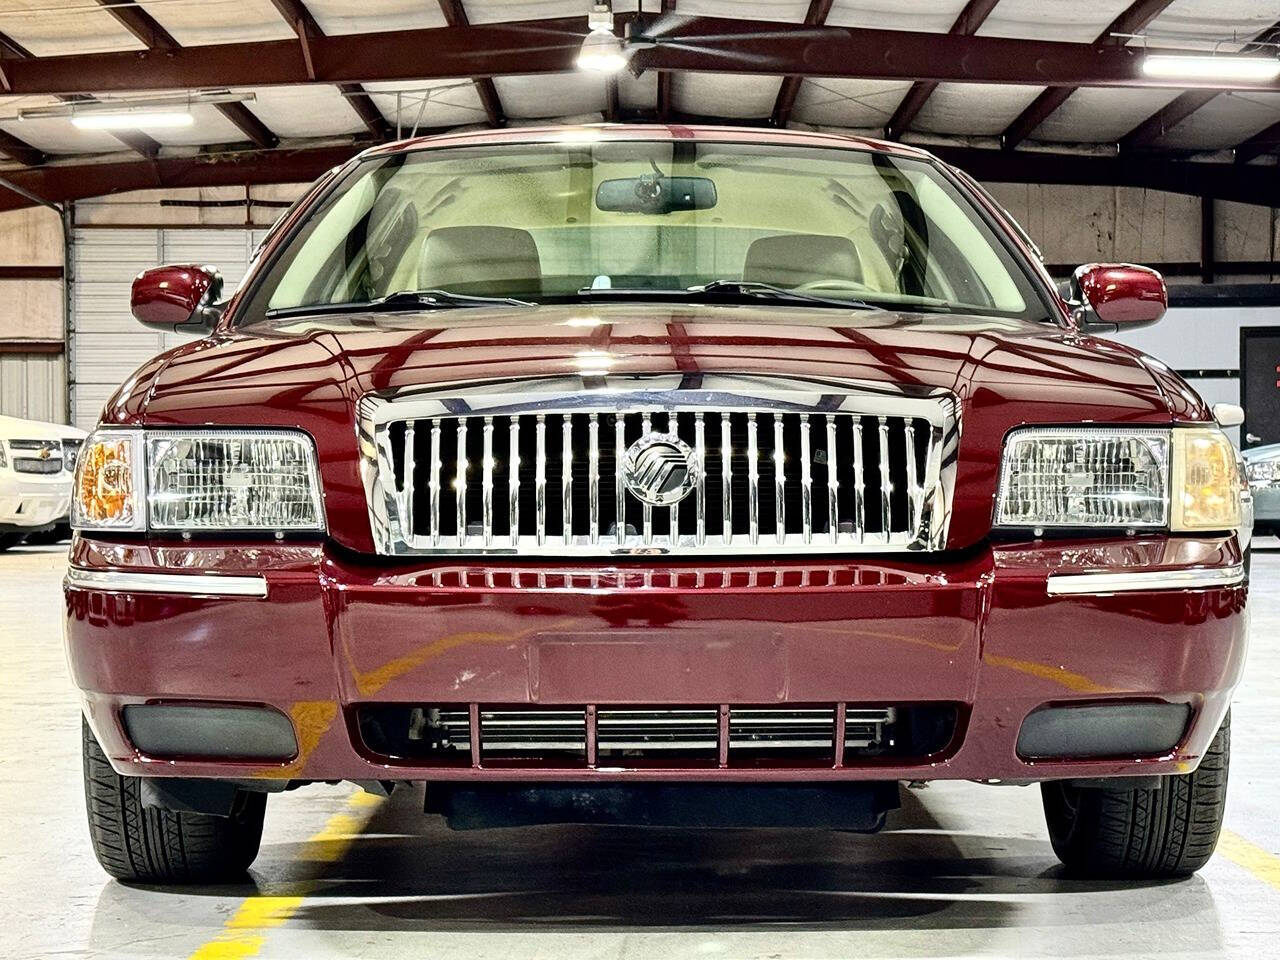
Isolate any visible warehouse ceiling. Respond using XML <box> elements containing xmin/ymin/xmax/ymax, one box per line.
<box><xmin>2</xmin><ymin>0</ymin><xmax>1280</xmax><ymax>209</ymax></box>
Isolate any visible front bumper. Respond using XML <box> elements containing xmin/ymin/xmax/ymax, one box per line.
<box><xmin>0</xmin><ymin>471</ymin><xmax>72</xmax><ymax>531</ymax></box>
<box><xmin>65</xmin><ymin>534</ymin><xmax>1248</xmax><ymax>784</ymax></box>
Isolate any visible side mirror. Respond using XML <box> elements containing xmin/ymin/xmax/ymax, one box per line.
<box><xmin>130</xmin><ymin>264</ymin><xmax>223</xmax><ymax>330</ymax></box>
<box><xmin>1068</xmin><ymin>263</ymin><xmax>1167</xmax><ymax>331</ymax></box>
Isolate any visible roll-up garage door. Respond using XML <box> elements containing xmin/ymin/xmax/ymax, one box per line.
<box><xmin>70</xmin><ymin>227</ymin><xmax>268</xmax><ymax>430</ymax></box>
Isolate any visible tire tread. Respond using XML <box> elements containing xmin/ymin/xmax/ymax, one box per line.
<box><xmin>1042</xmin><ymin>710</ymin><xmax>1230</xmax><ymax>879</ymax></box>
<box><xmin>81</xmin><ymin>717</ymin><xmax>265</xmax><ymax>884</ymax></box>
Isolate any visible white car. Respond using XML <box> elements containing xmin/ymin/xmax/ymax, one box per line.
<box><xmin>0</xmin><ymin>415</ymin><xmax>87</xmax><ymax>551</ymax></box>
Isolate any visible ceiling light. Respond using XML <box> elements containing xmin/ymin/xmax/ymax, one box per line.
<box><xmin>70</xmin><ymin>111</ymin><xmax>195</xmax><ymax>130</ymax></box>
<box><xmin>1142</xmin><ymin>54</ymin><xmax>1280</xmax><ymax>81</ymax></box>
<box><xmin>577</xmin><ymin>3</ymin><xmax>626</xmax><ymax>74</ymax></box>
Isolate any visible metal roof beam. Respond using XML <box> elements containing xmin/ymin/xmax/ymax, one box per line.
<box><xmin>267</xmin><ymin>0</ymin><xmax>391</xmax><ymax>140</ymax></box>
<box><xmin>436</xmin><ymin>0</ymin><xmax>506</xmax><ymax>127</ymax></box>
<box><xmin>4</xmin><ymin>16</ymin><xmax>1276</xmax><ymax>97</ymax></box>
<box><xmin>0</xmin><ymin>135</ymin><xmax>1275</xmax><ymax>212</ymax></box>
<box><xmin>885</xmin><ymin>0</ymin><xmax>1001</xmax><ymax>140</ymax></box>
<box><xmin>1000</xmin><ymin>0</ymin><xmax>1174</xmax><ymax>149</ymax></box>
<box><xmin>770</xmin><ymin>0</ymin><xmax>834</xmax><ymax>128</ymax></box>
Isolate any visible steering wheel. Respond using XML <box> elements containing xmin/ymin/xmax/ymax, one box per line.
<box><xmin>793</xmin><ymin>278</ymin><xmax>873</xmax><ymax>293</ymax></box>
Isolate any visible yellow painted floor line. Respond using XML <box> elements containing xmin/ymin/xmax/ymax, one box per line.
<box><xmin>1217</xmin><ymin>829</ymin><xmax>1280</xmax><ymax>893</ymax></box>
<box><xmin>187</xmin><ymin>789</ymin><xmax>382</xmax><ymax>960</ymax></box>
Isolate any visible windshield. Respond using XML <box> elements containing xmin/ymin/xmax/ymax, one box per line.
<box><xmin>242</xmin><ymin>139</ymin><xmax>1050</xmax><ymax>322</ymax></box>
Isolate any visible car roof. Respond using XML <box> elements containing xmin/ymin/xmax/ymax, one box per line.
<box><xmin>360</xmin><ymin>123</ymin><xmax>937</xmax><ymax>163</ymax></box>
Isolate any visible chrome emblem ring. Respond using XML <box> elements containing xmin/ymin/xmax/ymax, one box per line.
<box><xmin>621</xmin><ymin>432</ymin><xmax>700</xmax><ymax>507</ymax></box>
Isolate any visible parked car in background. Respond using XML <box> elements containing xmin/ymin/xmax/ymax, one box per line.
<box><xmin>1243</xmin><ymin>442</ymin><xmax>1280</xmax><ymax>537</ymax></box>
<box><xmin>65</xmin><ymin>125</ymin><xmax>1247</xmax><ymax>886</ymax></box>
<box><xmin>0</xmin><ymin>415</ymin><xmax>85</xmax><ymax>551</ymax></box>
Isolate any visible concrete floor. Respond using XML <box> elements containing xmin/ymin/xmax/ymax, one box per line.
<box><xmin>4</xmin><ymin>545</ymin><xmax>1280</xmax><ymax>960</ymax></box>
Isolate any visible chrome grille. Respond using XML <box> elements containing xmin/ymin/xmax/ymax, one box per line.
<box><xmin>8</xmin><ymin>439</ymin><xmax>63</xmax><ymax>475</ymax></box>
<box><xmin>359</xmin><ymin>375</ymin><xmax>958</xmax><ymax>556</ymax></box>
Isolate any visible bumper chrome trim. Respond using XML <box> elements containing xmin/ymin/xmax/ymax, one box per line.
<box><xmin>64</xmin><ymin>567</ymin><xmax>268</xmax><ymax>598</ymax></box>
<box><xmin>1045</xmin><ymin>564</ymin><xmax>1245</xmax><ymax>596</ymax></box>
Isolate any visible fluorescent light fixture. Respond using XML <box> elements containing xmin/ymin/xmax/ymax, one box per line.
<box><xmin>1142</xmin><ymin>54</ymin><xmax>1280</xmax><ymax>81</ymax></box>
<box><xmin>71</xmin><ymin>111</ymin><xmax>195</xmax><ymax>130</ymax></box>
<box><xmin>577</xmin><ymin>29</ymin><xmax>627</xmax><ymax>73</ymax></box>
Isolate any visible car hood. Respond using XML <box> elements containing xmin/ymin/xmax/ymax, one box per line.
<box><xmin>1242</xmin><ymin>442</ymin><xmax>1280</xmax><ymax>462</ymax></box>
<box><xmin>0</xmin><ymin>415</ymin><xmax>86</xmax><ymax>442</ymax></box>
<box><xmin>104</xmin><ymin>303</ymin><xmax>1206</xmax><ymax>553</ymax></box>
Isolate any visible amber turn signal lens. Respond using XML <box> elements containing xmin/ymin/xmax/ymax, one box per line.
<box><xmin>1171</xmin><ymin>428</ymin><xmax>1241</xmax><ymax>531</ymax></box>
<box><xmin>72</xmin><ymin>431</ymin><xmax>144</xmax><ymax>531</ymax></box>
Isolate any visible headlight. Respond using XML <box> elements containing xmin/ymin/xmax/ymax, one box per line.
<box><xmin>73</xmin><ymin>429</ymin><xmax>324</xmax><ymax>534</ymax></box>
<box><xmin>996</xmin><ymin>426</ymin><xmax>1239</xmax><ymax>532</ymax></box>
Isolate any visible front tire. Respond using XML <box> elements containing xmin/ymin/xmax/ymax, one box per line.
<box><xmin>23</xmin><ymin>523</ymin><xmax>70</xmax><ymax>546</ymax></box>
<box><xmin>0</xmin><ymin>532</ymin><xmax>24</xmax><ymax>552</ymax></box>
<box><xmin>82</xmin><ymin>717</ymin><xmax>266</xmax><ymax>884</ymax></box>
<box><xmin>1041</xmin><ymin>710</ymin><xmax>1230</xmax><ymax>879</ymax></box>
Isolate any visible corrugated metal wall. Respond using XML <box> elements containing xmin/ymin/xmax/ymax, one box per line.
<box><xmin>70</xmin><ymin>227</ymin><xmax>267</xmax><ymax>430</ymax></box>
<box><xmin>0</xmin><ymin>352</ymin><xmax>67</xmax><ymax>423</ymax></box>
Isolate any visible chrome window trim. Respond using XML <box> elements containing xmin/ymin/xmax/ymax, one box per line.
<box><xmin>357</xmin><ymin>374</ymin><xmax>961</xmax><ymax>557</ymax></box>
<box><xmin>64</xmin><ymin>567</ymin><xmax>269</xmax><ymax>598</ymax></box>
<box><xmin>1045</xmin><ymin>564</ymin><xmax>1244</xmax><ymax>596</ymax></box>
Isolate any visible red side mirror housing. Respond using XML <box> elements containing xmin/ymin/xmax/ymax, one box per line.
<box><xmin>1070</xmin><ymin>263</ymin><xmax>1167</xmax><ymax>329</ymax></box>
<box><xmin>130</xmin><ymin>264</ymin><xmax>223</xmax><ymax>330</ymax></box>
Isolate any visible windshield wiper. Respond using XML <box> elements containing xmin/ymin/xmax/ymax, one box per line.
<box><xmin>567</xmin><ymin>280</ymin><xmax>879</xmax><ymax>310</ymax></box>
<box><xmin>691</xmin><ymin>280</ymin><xmax>878</xmax><ymax>310</ymax></box>
<box><xmin>267</xmin><ymin>288</ymin><xmax>534</xmax><ymax>318</ymax></box>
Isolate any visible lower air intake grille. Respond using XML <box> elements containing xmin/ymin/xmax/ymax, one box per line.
<box><xmin>356</xmin><ymin>703</ymin><xmax>959</xmax><ymax>768</ymax></box>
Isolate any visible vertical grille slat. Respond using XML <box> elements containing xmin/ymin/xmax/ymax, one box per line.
<box><xmin>877</xmin><ymin>416</ymin><xmax>891</xmax><ymax>540</ymax></box>
<box><xmin>852</xmin><ymin>418</ymin><xmax>866</xmax><ymax>542</ymax></box>
<box><xmin>905</xmin><ymin>418</ymin><xmax>919</xmax><ymax>534</ymax></box>
<box><xmin>372</xmin><ymin>394</ymin><xmax>948</xmax><ymax>554</ymax></box>
<box><xmin>773</xmin><ymin>413</ymin><xmax>785</xmax><ymax>544</ymax></box>
<box><xmin>455</xmin><ymin>419</ymin><xmax>468</xmax><ymax>545</ymax></box>
<box><xmin>561</xmin><ymin>415</ymin><xmax>573</xmax><ymax>546</ymax></box>
<box><xmin>641</xmin><ymin>413</ymin><xmax>654</xmax><ymax>546</ymax></box>
<box><xmin>694</xmin><ymin>413</ymin><xmax>706</xmax><ymax>546</ymax></box>
<box><xmin>481</xmin><ymin>417</ymin><xmax>494</xmax><ymax>546</ymax></box>
<box><xmin>747</xmin><ymin>412</ymin><xmax>760</xmax><ymax>545</ymax></box>
<box><xmin>615</xmin><ymin>415</ymin><xmax>626</xmax><ymax>545</ymax></box>
<box><xmin>720</xmin><ymin>412</ymin><xmax>733</xmax><ymax>544</ymax></box>
<box><xmin>800</xmin><ymin>413</ymin><xmax>813</xmax><ymax>544</ymax></box>
<box><xmin>588</xmin><ymin>413</ymin><xmax>600</xmax><ymax>546</ymax></box>
<box><xmin>535</xmin><ymin>414</ymin><xmax>547</xmax><ymax>546</ymax></box>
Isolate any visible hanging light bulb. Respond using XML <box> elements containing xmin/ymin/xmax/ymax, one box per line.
<box><xmin>577</xmin><ymin>3</ymin><xmax>627</xmax><ymax>74</ymax></box>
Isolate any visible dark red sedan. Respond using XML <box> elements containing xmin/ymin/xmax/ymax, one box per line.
<box><xmin>66</xmin><ymin>125</ymin><xmax>1245</xmax><ymax>884</ymax></box>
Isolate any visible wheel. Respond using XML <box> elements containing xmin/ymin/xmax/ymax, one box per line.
<box><xmin>1041</xmin><ymin>710</ymin><xmax>1230</xmax><ymax>880</ymax></box>
<box><xmin>0</xmin><ymin>533</ymin><xmax>24</xmax><ymax>552</ymax></box>
<box><xmin>22</xmin><ymin>523</ymin><xmax>70</xmax><ymax>546</ymax></box>
<box><xmin>81</xmin><ymin>717</ymin><xmax>266</xmax><ymax>884</ymax></box>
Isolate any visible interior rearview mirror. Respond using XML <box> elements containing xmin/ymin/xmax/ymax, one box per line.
<box><xmin>130</xmin><ymin>264</ymin><xmax>224</xmax><ymax>331</ymax></box>
<box><xmin>595</xmin><ymin>176</ymin><xmax>717</xmax><ymax>214</ymax></box>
